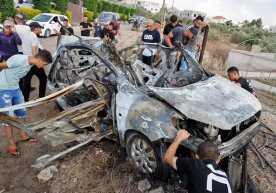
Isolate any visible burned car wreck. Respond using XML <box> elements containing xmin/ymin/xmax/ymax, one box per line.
<box><xmin>0</xmin><ymin>36</ymin><xmax>261</xmax><ymax>192</ymax></box>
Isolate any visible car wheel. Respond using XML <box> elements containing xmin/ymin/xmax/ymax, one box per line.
<box><xmin>44</xmin><ymin>29</ymin><xmax>50</xmax><ymax>38</ymax></box>
<box><xmin>126</xmin><ymin>132</ymin><xmax>171</xmax><ymax>180</ymax></box>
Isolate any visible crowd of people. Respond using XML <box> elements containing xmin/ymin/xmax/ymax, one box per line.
<box><xmin>0</xmin><ymin>8</ymin><xmax>256</xmax><ymax>192</ymax></box>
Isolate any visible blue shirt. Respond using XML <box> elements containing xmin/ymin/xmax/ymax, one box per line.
<box><xmin>0</xmin><ymin>32</ymin><xmax>22</xmax><ymax>60</ymax></box>
<box><xmin>0</xmin><ymin>55</ymin><xmax>32</xmax><ymax>90</ymax></box>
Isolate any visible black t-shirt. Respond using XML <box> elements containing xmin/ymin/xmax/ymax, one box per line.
<box><xmin>163</xmin><ymin>23</ymin><xmax>182</xmax><ymax>35</ymax></box>
<box><xmin>80</xmin><ymin>22</ymin><xmax>92</xmax><ymax>36</ymax></box>
<box><xmin>93</xmin><ymin>25</ymin><xmax>102</xmax><ymax>37</ymax></box>
<box><xmin>141</xmin><ymin>29</ymin><xmax>161</xmax><ymax>43</ymax></box>
<box><xmin>60</xmin><ymin>27</ymin><xmax>74</xmax><ymax>36</ymax></box>
<box><xmin>176</xmin><ymin>158</ymin><xmax>232</xmax><ymax>193</ymax></box>
<box><xmin>237</xmin><ymin>77</ymin><xmax>254</xmax><ymax>93</ymax></box>
<box><xmin>101</xmin><ymin>27</ymin><xmax>115</xmax><ymax>40</ymax></box>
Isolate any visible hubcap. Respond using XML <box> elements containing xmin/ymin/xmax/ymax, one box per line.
<box><xmin>130</xmin><ymin>138</ymin><xmax>157</xmax><ymax>173</ymax></box>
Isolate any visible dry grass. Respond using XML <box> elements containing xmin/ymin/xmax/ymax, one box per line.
<box><xmin>50</xmin><ymin>141</ymin><xmax>141</xmax><ymax>193</ymax></box>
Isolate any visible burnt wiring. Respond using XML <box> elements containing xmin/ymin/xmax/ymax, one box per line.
<box><xmin>249</xmin><ymin>122</ymin><xmax>276</xmax><ymax>173</ymax></box>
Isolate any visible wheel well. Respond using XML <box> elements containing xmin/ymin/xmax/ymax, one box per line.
<box><xmin>124</xmin><ymin>129</ymin><xmax>164</xmax><ymax>147</ymax></box>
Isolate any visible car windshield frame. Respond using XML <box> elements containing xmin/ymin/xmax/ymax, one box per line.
<box><xmin>32</xmin><ymin>14</ymin><xmax>52</xmax><ymax>22</ymax></box>
<box><xmin>98</xmin><ymin>13</ymin><xmax>114</xmax><ymax>20</ymax></box>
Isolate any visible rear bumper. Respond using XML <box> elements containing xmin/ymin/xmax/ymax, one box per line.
<box><xmin>218</xmin><ymin>121</ymin><xmax>261</xmax><ymax>158</ymax></box>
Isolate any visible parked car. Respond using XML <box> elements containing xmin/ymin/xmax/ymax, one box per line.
<box><xmin>98</xmin><ymin>11</ymin><xmax>120</xmax><ymax>29</ymax></box>
<box><xmin>26</xmin><ymin>13</ymin><xmax>68</xmax><ymax>38</ymax></box>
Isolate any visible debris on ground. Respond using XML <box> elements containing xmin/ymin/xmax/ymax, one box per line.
<box><xmin>37</xmin><ymin>166</ymin><xmax>59</xmax><ymax>183</ymax></box>
<box><xmin>148</xmin><ymin>186</ymin><xmax>165</xmax><ymax>193</ymax></box>
<box><xmin>138</xmin><ymin>179</ymin><xmax>151</xmax><ymax>192</ymax></box>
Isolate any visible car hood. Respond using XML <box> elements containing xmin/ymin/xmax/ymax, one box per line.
<box><xmin>147</xmin><ymin>75</ymin><xmax>262</xmax><ymax>130</ymax></box>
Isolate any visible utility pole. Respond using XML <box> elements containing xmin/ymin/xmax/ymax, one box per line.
<box><xmin>160</xmin><ymin>0</ymin><xmax>166</xmax><ymax>31</ymax></box>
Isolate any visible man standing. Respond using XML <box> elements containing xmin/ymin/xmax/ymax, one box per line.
<box><xmin>141</xmin><ymin>20</ymin><xmax>161</xmax><ymax>66</ymax></box>
<box><xmin>21</xmin><ymin>22</ymin><xmax>47</xmax><ymax>102</ymax></box>
<box><xmin>15</xmin><ymin>6</ymin><xmax>27</xmax><ymax>21</ymax></box>
<box><xmin>186</xmin><ymin>16</ymin><xmax>204</xmax><ymax>59</ymax></box>
<box><xmin>163</xmin><ymin>15</ymin><xmax>181</xmax><ymax>37</ymax></box>
<box><xmin>0</xmin><ymin>50</ymin><xmax>52</xmax><ymax>156</ymax></box>
<box><xmin>14</xmin><ymin>14</ymin><xmax>31</xmax><ymax>54</ymax></box>
<box><xmin>80</xmin><ymin>15</ymin><xmax>92</xmax><ymax>37</ymax></box>
<box><xmin>55</xmin><ymin>19</ymin><xmax>74</xmax><ymax>36</ymax></box>
<box><xmin>92</xmin><ymin>18</ymin><xmax>102</xmax><ymax>38</ymax></box>
<box><xmin>0</xmin><ymin>20</ymin><xmax>22</xmax><ymax>62</ymax></box>
<box><xmin>164</xmin><ymin>130</ymin><xmax>232</xmax><ymax>193</ymax></box>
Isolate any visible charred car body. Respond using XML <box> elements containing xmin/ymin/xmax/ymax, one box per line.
<box><xmin>0</xmin><ymin>35</ymin><xmax>261</xmax><ymax>192</ymax></box>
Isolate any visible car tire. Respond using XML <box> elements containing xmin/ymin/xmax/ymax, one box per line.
<box><xmin>44</xmin><ymin>29</ymin><xmax>51</xmax><ymax>38</ymax></box>
<box><xmin>126</xmin><ymin>132</ymin><xmax>171</xmax><ymax>181</ymax></box>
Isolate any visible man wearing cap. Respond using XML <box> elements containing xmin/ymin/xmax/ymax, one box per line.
<box><xmin>14</xmin><ymin>14</ymin><xmax>31</xmax><ymax>55</ymax></box>
<box><xmin>0</xmin><ymin>20</ymin><xmax>22</xmax><ymax>62</ymax></box>
<box><xmin>20</xmin><ymin>22</ymin><xmax>47</xmax><ymax>102</ymax></box>
<box><xmin>0</xmin><ymin>49</ymin><xmax>53</xmax><ymax>157</ymax></box>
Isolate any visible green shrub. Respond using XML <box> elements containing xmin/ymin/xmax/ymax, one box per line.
<box><xmin>84</xmin><ymin>0</ymin><xmax>98</xmax><ymax>13</ymax></box>
<box><xmin>93</xmin><ymin>12</ymin><xmax>99</xmax><ymax>19</ymax></box>
<box><xmin>84</xmin><ymin>11</ymin><xmax>94</xmax><ymax>22</ymax></box>
<box><xmin>0</xmin><ymin>12</ymin><xmax>2</xmax><ymax>22</ymax></box>
<box><xmin>52</xmin><ymin>0</ymin><xmax>68</xmax><ymax>15</ymax></box>
<box><xmin>33</xmin><ymin>0</ymin><xmax>51</xmax><ymax>13</ymax></box>
<box><xmin>208</xmin><ymin>29</ymin><xmax>220</xmax><ymax>41</ymax></box>
<box><xmin>0</xmin><ymin>0</ymin><xmax>14</xmax><ymax>22</ymax></box>
<box><xmin>50</xmin><ymin>10</ymin><xmax>61</xmax><ymax>14</ymax></box>
<box><xmin>230</xmin><ymin>31</ymin><xmax>250</xmax><ymax>44</ymax></box>
<box><xmin>66</xmin><ymin>10</ymin><xmax>72</xmax><ymax>21</ymax></box>
<box><xmin>20</xmin><ymin>7</ymin><xmax>42</xmax><ymax>20</ymax></box>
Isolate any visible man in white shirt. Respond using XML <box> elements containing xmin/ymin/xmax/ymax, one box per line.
<box><xmin>19</xmin><ymin>22</ymin><xmax>47</xmax><ymax>102</ymax></box>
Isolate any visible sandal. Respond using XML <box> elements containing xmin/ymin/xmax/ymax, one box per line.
<box><xmin>9</xmin><ymin>148</ymin><xmax>21</xmax><ymax>157</ymax></box>
<box><xmin>19</xmin><ymin>137</ymin><xmax>39</xmax><ymax>143</ymax></box>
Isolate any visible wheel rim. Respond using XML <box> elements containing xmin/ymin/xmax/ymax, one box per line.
<box><xmin>130</xmin><ymin>138</ymin><xmax>157</xmax><ymax>173</ymax></box>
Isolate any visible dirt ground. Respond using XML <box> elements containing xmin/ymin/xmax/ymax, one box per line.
<box><xmin>0</xmin><ymin>24</ymin><xmax>276</xmax><ymax>193</ymax></box>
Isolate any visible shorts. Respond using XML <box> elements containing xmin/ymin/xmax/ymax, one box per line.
<box><xmin>0</xmin><ymin>88</ymin><xmax>26</xmax><ymax>126</ymax></box>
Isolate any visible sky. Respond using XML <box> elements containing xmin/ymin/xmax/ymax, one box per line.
<box><xmin>154</xmin><ymin>0</ymin><xmax>276</xmax><ymax>26</ymax></box>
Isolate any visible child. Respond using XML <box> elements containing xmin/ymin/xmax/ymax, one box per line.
<box><xmin>227</xmin><ymin>66</ymin><xmax>256</xmax><ymax>96</ymax></box>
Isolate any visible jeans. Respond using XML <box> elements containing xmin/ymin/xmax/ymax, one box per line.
<box><xmin>0</xmin><ymin>88</ymin><xmax>26</xmax><ymax>125</ymax></box>
<box><xmin>179</xmin><ymin>50</ymin><xmax>196</xmax><ymax>72</ymax></box>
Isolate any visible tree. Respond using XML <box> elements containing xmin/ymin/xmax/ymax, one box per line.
<box><xmin>256</xmin><ymin>18</ymin><xmax>262</xmax><ymax>28</ymax></box>
<box><xmin>0</xmin><ymin>0</ymin><xmax>14</xmax><ymax>22</ymax></box>
<box><xmin>84</xmin><ymin>0</ymin><xmax>98</xmax><ymax>13</ymax></box>
<box><xmin>52</xmin><ymin>0</ymin><xmax>69</xmax><ymax>15</ymax></box>
<box><xmin>33</xmin><ymin>0</ymin><xmax>51</xmax><ymax>13</ymax></box>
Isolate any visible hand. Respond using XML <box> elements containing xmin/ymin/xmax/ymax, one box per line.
<box><xmin>169</xmin><ymin>45</ymin><xmax>174</xmax><ymax>50</ymax></box>
<box><xmin>175</xmin><ymin>129</ymin><xmax>190</xmax><ymax>142</ymax></box>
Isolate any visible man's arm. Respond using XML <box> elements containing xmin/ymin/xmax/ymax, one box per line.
<box><xmin>32</xmin><ymin>46</ymin><xmax>38</xmax><ymax>56</ymax></box>
<box><xmin>165</xmin><ymin>32</ymin><xmax>174</xmax><ymax>49</ymax></box>
<box><xmin>0</xmin><ymin>62</ymin><xmax>8</xmax><ymax>70</ymax></box>
<box><xmin>164</xmin><ymin>129</ymin><xmax>190</xmax><ymax>170</ymax></box>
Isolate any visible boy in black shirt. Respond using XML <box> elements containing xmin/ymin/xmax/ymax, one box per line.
<box><xmin>227</xmin><ymin>66</ymin><xmax>256</xmax><ymax>96</ymax></box>
<box><xmin>141</xmin><ymin>20</ymin><xmax>161</xmax><ymax>66</ymax></box>
<box><xmin>164</xmin><ymin>130</ymin><xmax>232</xmax><ymax>193</ymax></box>
<box><xmin>55</xmin><ymin>19</ymin><xmax>74</xmax><ymax>36</ymax></box>
<box><xmin>163</xmin><ymin>15</ymin><xmax>182</xmax><ymax>37</ymax></box>
<box><xmin>80</xmin><ymin>15</ymin><xmax>92</xmax><ymax>36</ymax></box>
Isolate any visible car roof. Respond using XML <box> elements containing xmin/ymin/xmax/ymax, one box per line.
<box><xmin>39</xmin><ymin>13</ymin><xmax>67</xmax><ymax>17</ymax></box>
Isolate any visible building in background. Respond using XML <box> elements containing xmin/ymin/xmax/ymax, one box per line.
<box><xmin>138</xmin><ymin>1</ymin><xmax>161</xmax><ymax>13</ymax></box>
<box><xmin>269</xmin><ymin>25</ymin><xmax>276</xmax><ymax>33</ymax></box>
<box><xmin>211</xmin><ymin>16</ymin><xmax>227</xmax><ymax>24</ymax></box>
<box><xmin>122</xmin><ymin>0</ymin><xmax>139</xmax><ymax>6</ymax></box>
<box><xmin>179</xmin><ymin>10</ymin><xmax>207</xmax><ymax>20</ymax></box>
